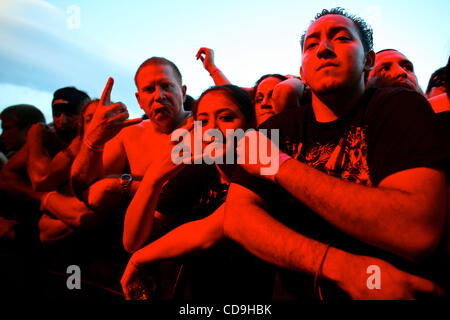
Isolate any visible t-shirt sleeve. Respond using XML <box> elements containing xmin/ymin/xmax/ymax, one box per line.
<box><xmin>367</xmin><ymin>89</ymin><xmax>450</xmax><ymax>186</ymax></box>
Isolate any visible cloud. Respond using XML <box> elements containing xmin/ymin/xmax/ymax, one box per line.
<box><xmin>0</xmin><ymin>0</ymin><xmax>143</xmax><ymax>117</ymax></box>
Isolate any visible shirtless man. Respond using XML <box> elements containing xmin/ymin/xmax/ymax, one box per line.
<box><xmin>71</xmin><ymin>57</ymin><xmax>191</xmax><ymax>210</ymax></box>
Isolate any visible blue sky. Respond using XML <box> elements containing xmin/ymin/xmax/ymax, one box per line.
<box><xmin>1</xmin><ymin>0</ymin><xmax>449</xmax><ymax>122</ymax></box>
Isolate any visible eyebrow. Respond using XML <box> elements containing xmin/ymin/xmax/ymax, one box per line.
<box><xmin>376</xmin><ymin>62</ymin><xmax>392</xmax><ymax>69</ymax></box>
<box><xmin>305</xmin><ymin>26</ymin><xmax>352</xmax><ymax>43</ymax></box>
<box><xmin>197</xmin><ymin>108</ymin><xmax>235</xmax><ymax>117</ymax></box>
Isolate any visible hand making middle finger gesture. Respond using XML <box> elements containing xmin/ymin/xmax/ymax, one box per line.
<box><xmin>84</xmin><ymin>77</ymin><xmax>142</xmax><ymax>147</ymax></box>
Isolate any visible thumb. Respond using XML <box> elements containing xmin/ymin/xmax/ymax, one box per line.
<box><xmin>121</xmin><ymin>118</ymin><xmax>143</xmax><ymax>128</ymax></box>
<box><xmin>410</xmin><ymin>275</ymin><xmax>446</xmax><ymax>297</ymax></box>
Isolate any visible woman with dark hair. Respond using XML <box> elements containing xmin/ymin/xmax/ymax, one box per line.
<box><xmin>121</xmin><ymin>85</ymin><xmax>275</xmax><ymax>300</ymax></box>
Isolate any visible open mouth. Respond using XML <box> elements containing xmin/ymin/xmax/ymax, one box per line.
<box><xmin>153</xmin><ymin>107</ymin><xmax>170</xmax><ymax>119</ymax></box>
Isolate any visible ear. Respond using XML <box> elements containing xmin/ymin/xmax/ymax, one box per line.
<box><xmin>299</xmin><ymin>66</ymin><xmax>307</xmax><ymax>85</ymax></box>
<box><xmin>135</xmin><ymin>92</ymin><xmax>143</xmax><ymax>110</ymax></box>
<box><xmin>182</xmin><ymin>85</ymin><xmax>187</xmax><ymax>103</ymax></box>
<box><xmin>364</xmin><ymin>50</ymin><xmax>376</xmax><ymax>73</ymax></box>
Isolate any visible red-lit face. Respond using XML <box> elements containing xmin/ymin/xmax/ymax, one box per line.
<box><xmin>0</xmin><ymin>116</ymin><xmax>27</xmax><ymax>151</ymax></box>
<box><xmin>254</xmin><ymin>77</ymin><xmax>283</xmax><ymax>125</ymax></box>
<box><xmin>301</xmin><ymin>15</ymin><xmax>368</xmax><ymax>95</ymax></box>
<box><xmin>52</xmin><ymin>112</ymin><xmax>79</xmax><ymax>132</ymax></box>
<box><xmin>196</xmin><ymin>91</ymin><xmax>248</xmax><ymax>152</ymax></box>
<box><xmin>368</xmin><ymin>50</ymin><xmax>419</xmax><ymax>92</ymax></box>
<box><xmin>81</xmin><ymin>101</ymin><xmax>99</xmax><ymax>135</ymax></box>
<box><xmin>197</xmin><ymin>92</ymin><xmax>248</xmax><ymax>136</ymax></box>
<box><xmin>135</xmin><ymin>64</ymin><xmax>186</xmax><ymax>133</ymax></box>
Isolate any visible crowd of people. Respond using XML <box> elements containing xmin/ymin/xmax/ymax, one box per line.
<box><xmin>0</xmin><ymin>7</ymin><xmax>449</xmax><ymax>300</ymax></box>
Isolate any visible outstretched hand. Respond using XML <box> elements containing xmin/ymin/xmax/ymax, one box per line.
<box><xmin>84</xmin><ymin>78</ymin><xmax>142</xmax><ymax>147</ymax></box>
<box><xmin>121</xmin><ymin>258</ymin><xmax>156</xmax><ymax>300</ymax></box>
<box><xmin>196</xmin><ymin>47</ymin><xmax>217</xmax><ymax>73</ymax></box>
<box><xmin>337</xmin><ymin>254</ymin><xmax>445</xmax><ymax>300</ymax></box>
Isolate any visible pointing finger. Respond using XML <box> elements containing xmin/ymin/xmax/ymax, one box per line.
<box><xmin>100</xmin><ymin>77</ymin><xmax>114</xmax><ymax>106</ymax></box>
<box><xmin>121</xmin><ymin>118</ymin><xmax>143</xmax><ymax>128</ymax></box>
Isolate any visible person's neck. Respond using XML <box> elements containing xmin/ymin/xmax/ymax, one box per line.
<box><xmin>311</xmin><ymin>85</ymin><xmax>365</xmax><ymax>123</ymax></box>
<box><xmin>215</xmin><ymin>163</ymin><xmax>232</xmax><ymax>184</ymax></box>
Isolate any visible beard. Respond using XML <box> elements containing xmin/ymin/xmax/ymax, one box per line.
<box><xmin>56</xmin><ymin>126</ymin><xmax>77</xmax><ymax>143</ymax></box>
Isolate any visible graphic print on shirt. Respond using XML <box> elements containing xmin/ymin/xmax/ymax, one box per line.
<box><xmin>286</xmin><ymin>125</ymin><xmax>372</xmax><ymax>186</ymax></box>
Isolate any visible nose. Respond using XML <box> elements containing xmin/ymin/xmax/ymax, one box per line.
<box><xmin>261</xmin><ymin>96</ymin><xmax>273</xmax><ymax>109</ymax></box>
<box><xmin>203</xmin><ymin>118</ymin><xmax>217</xmax><ymax>131</ymax></box>
<box><xmin>392</xmin><ymin>64</ymin><xmax>408</xmax><ymax>79</ymax></box>
<box><xmin>317</xmin><ymin>39</ymin><xmax>335</xmax><ymax>59</ymax></box>
<box><xmin>155</xmin><ymin>85</ymin><xmax>166</xmax><ymax>101</ymax></box>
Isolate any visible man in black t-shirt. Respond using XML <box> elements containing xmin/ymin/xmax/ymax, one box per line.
<box><xmin>223</xmin><ymin>8</ymin><xmax>450</xmax><ymax>299</ymax></box>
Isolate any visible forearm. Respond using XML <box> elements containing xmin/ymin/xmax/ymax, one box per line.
<box><xmin>131</xmin><ymin>209</ymin><xmax>224</xmax><ymax>266</ymax></box>
<box><xmin>208</xmin><ymin>67</ymin><xmax>231</xmax><ymax>86</ymax></box>
<box><xmin>0</xmin><ymin>171</ymin><xmax>43</xmax><ymax>201</ymax></box>
<box><xmin>27</xmin><ymin>138</ymin><xmax>52</xmax><ymax>190</ymax></box>
<box><xmin>224</xmin><ymin>190</ymin><xmax>327</xmax><ymax>277</ymax></box>
<box><xmin>123</xmin><ymin>174</ymin><xmax>164</xmax><ymax>253</ymax></box>
<box><xmin>70</xmin><ymin>143</ymin><xmax>104</xmax><ymax>200</ymax></box>
<box><xmin>43</xmin><ymin>192</ymin><xmax>99</xmax><ymax>229</ymax></box>
<box><xmin>275</xmin><ymin>160</ymin><xmax>446</xmax><ymax>260</ymax></box>
<box><xmin>28</xmin><ymin>150</ymin><xmax>75</xmax><ymax>192</ymax></box>
<box><xmin>38</xmin><ymin>213</ymin><xmax>75</xmax><ymax>244</ymax></box>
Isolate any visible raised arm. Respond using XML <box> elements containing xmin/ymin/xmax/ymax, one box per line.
<box><xmin>271</xmin><ymin>78</ymin><xmax>305</xmax><ymax>112</ymax></box>
<box><xmin>196</xmin><ymin>47</ymin><xmax>231</xmax><ymax>86</ymax></box>
<box><xmin>123</xmin><ymin>121</ymin><xmax>194</xmax><ymax>253</ymax></box>
<box><xmin>0</xmin><ymin>144</ymin><xmax>42</xmax><ymax>201</ymax></box>
<box><xmin>26</xmin><ymin>123</ymin><xmax>81</xmax><ymax>192</ymax></box>
<box><xmin>223</xmin><ymin>182</ymin><xmax>444</xmax><ymax>299</ymax></box>
<box><xmin>70</xmin><ymin>78</ymin><xmax>141</xmax><ymax>199</ymax></box>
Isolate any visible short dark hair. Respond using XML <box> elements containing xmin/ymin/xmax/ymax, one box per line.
<box><xmin>134</xmin><ymin>57</ymin><xmax>183</xmax><ymax>88</ymax></box>
<box><xmin>376</xmin><ymin>49</ymin><xmax>399</xmax><ymax>55</ymax></box>
<box><xmin>193</xmin><ymin>85</ymin><xmax>255</xmax><ymax>124</ymax></box>
<box><xmin>300</xmin><ymin>7</ymin><xmax>373</xmax><ymax>53</ymax></box>
<box><xmin>0</xmin><ymin>104</ymin><xmax>45</xmax><ymax>128</ymax></box>
<box><xmin>426</xmin><ymin>67</ymin><xmax>447</xmax><ymax>94</ymax></box>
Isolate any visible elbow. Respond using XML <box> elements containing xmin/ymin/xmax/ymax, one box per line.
<box><xmin>32</xmin><ymin>178</ymin><xmax>51</xmax><ymax>192</ymax></box>
<box><xmin>123</xmin><ymin>238</ymin><xmax>140</xmax><ymax>254</ymax></box>
<box><xmin>400</xmin><ymin>226</ymin><xmax>443</xmax><ymax>263</ymax></box>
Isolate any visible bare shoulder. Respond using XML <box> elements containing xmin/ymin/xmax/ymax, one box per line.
<box><xmin>120</xmin><ymin>119</ymin><xmax>150</xmax><ymax>135</ymax></box>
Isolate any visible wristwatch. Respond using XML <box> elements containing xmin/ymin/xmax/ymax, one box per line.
<box><xmin>120</xmin><ymin>173</ymin><xmax>133</xmax><ymax>196</ymax></box>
